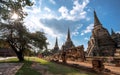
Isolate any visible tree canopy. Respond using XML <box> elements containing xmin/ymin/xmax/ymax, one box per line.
<box><xmin>0</xmin><ymin>0</ymin><xmax>48</xmax><ymax>61</ymax></box>
<box><xmin>0</xmin><ymin>0</ymin><xmax>33</xmax><ymax>21</ymax></box>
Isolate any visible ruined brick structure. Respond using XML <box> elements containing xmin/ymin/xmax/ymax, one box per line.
<box><xmin>0</xmin><ymin>48</ymin><xmax>16</xmax><ymax>56</ymax></box>
<box><xmin>65</xmin><ymin>45</ymin><xmax>85</xmax><ymax>61</ymax></box>
<box><xmin>92</xmin><ymin>59</ymin><xmax>105</xmax><ymax>72</ymax></box>
<box><xmin>0</xmin><ymin>39</ymin><xmax>16</xmax><ymax>56</ymax></box>
<box><xmin>60</xmin><ymin>28</ymin><xmax>85</xmax><ymax>61</ymax></box>
<box><xmin>52</xmin><ymin>28</ymin><xmax>85</xmax><ymax>62</ymax></box>
<box><xmin>52</xmin><ymin>37</ymin><xmax>59</xmax><ymax>53</ymax></box>
<box><xmin>61</xmin><ymin>28</ymin><xmax>75</xmax><ymax>51</ymax></box>
<box><xmin>111</xmin><ymin>29</ymin><xmax>120</xmax><ymax>56</ymax></box>
<box><xmin>111</xmin><ymin>29</ymin><xmax>120</xmax><ymax>48</ymax></box>
<box><xmin>87</xmin><ymin>11</ymin><xmax>117</xmax><ymax>57</ymax></box>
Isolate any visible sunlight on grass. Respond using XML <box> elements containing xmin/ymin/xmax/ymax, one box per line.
<box><xmin>25</xmin><ymin>57</ymin><xmax>96</xmax><ymax>75</ymax></box>
<box><xmin>0</xmin><ymin>58</ymin><xmax>19</xmax><ymax>63</ymax></box>
<box><xmin>25</xmin><ymin>57</ymin><xmax>49</xmax><ymax>64</ymax></box>
<box><xmin>0</xmin><ymin>57</ymin><xmax>96</xmax><ymax>75</ymax></box>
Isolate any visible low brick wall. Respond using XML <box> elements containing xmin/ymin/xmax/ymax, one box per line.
<box><xmin>92</xmin><ymin>59</ymin><xmax>105</xmax><ymax>72</ymax></box>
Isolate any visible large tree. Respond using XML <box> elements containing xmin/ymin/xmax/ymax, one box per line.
<box><xmin>0</xmin><ymin>0</ymin><xmax>48</xmax><ymax>61</ymax></box>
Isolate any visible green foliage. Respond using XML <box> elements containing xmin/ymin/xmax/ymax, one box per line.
<box><xmin>0</xmin><ymin>0</ymin><xmax>48</xmax><ymax>61</ymax></box>
<box><xmin>0</xmin><ymin>39</ymin><xmax>10</xmax><ymax>48</ymax></box>
<box><xmin>23</xmin><ymin>49</ymin><xmax>34</xmax><ymax>56</ymax></box>
<box><xmin>0</xmin><ymin>0</ymin><xmax>33</xmax><ymax>21</ymax></box>
<box><xmin>41</xmin><ymin>49</ymin><xmax>52</xmax><ymax>56</ymax></box>
<box><xmin>29</xmin><ymin>31</ymin><xmax>48</xmax><ymax>50</ymax></box>
<box><xmin>0</xmin><ymin>22</ymin><xmax>48</xmax><ymax>61</ymax></box>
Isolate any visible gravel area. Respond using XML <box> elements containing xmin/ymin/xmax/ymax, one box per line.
<box><xmin>0</xmin><ymin>63</ymin><xmax>23</xmax><ymax>75</ymax></box>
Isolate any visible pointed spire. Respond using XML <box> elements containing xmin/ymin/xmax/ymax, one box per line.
<box><xmin>94</xmin><ymin>10</ymin><xmax>102</xmax><ymax>27</ymax></box>
<box><xmin>53</xmin><ymin>37</ymin><xmax>59</xmax><ymax>53</ymax></box>
<box><xmin>111</xmin><ymin>28</ymin><xmax>115</xmax><ymax>35</ymax></box>
<box><xmin>55</xmin><ymin>37</ymin><xmax>58</xmax><ymax>47</ymax></box>
<box><xmin>67</xmin><ymin>27</ymin><xmax>71</xmax><ymax>41</ymax></box>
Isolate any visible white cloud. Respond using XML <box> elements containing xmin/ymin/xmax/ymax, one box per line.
<box><xmin>24</xmin><ymin>6</ymin><xmax>41</xmax><ymax>14</ymax></box>
<box><xmin>72</xmin><ymin>24</ymin><xmax>83</xmax><ymax>36</ymax></box>
<box><xmin>70</xmin><ymin>0</ymin><xmax>88</xmax><ymax>15</ymax></box>
<box><xmin>116</xmin><ymin>31</ymin><xmax>120</xmax><ymax>34</ymax></box>
<box><xmin>81</xmin><ymin>23</ymin><xmax>93</xmax><ymax>35</ymax></box>
<box><xmin>24</xmin><ymin>14</ymin><xmax>62</xmax><ymax>38</ymax></box>
<box><xmin>49</xmin><ymin>0</ymin><xmax>56</xmax><ymax>4</ymax></box>
<box><xmin>84</xmin><ymin>37</ymin><xmax>89</xmax><ymax>40</ymax></box>
<box><xmin>58</xmin><ymin>6</ymin><xmax>69</xmax><ymax>19</ymax></box>
<box><xmin>24</xmin><ymin>14</ymin><xmax>64</xmax><ymax>49</ymax></box>
<box><xmin>44</xmin><ymin>7</ymin><xmax>51</xmax><ymax>12</ymax></box>
<box><xmin>24</xmin><ymin>2</ymin><xmax>58</xmax><ymax>20</ymax></box>
<box><xmin>42</xmin><ymin>14</ymin><xmax>57</xmax><ymax>20</ymax></box>
<box><xmin>24</xmin><ymin>0</ymin><xmax>41</xmax><ymax>14</ymax></box>
<box><xmin>23</xmin><ymin>0</ymin><xmax>91</xmax><ymax>49</ymax></box>
<box><xmin>86</xmin><ymin>17</ymin><xmax>90</xmax><ymax>21</ymax></box>
<box><xmin>58</xmin><ymin>0</ymin><xmax>90</xmax><ymax>21</ymax></box>
<box><xmin>27</xmin><ymin>0</ymin><xmax>90</xmax><ymax>21</ymax></box>
<box><xmin>23</xmin><ymin>1</ymin><xmax>65</xmax><ymax>49</ymax></box>
<box><xmin>81</xmin><ymin>33</ymin><xmax>84</xmax><ymax>35</ymax></box>
<box><xmin>84</xmin><ymin>24</ymin><xmax>93</xmax><ymax>33</ymax></box>
<box><xmin>72</xmin><ymin>31</ymin><xmax>79</xmax><ymax>36</ymax></box>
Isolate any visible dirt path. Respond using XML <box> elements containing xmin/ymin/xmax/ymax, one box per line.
<box><xmin>0</xmin><ymin>63</ymin><xmax>23</xmax><ymax>75</ymax></box>
<box><xmin>67</xmin><ymin>61</ymin><xmax>120</xmax><ymax>75</ymax></box>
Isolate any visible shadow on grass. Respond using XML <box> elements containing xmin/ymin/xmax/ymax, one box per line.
<box><xmin>16</xmin><ymin>60</ymin><xmax>42</xmax><ymax>75</ymax></box>
<box><xmin>31</xmin><ymin>57</ymin><xmax>98</xmax><ymax>75</ymax></box>
<box><xmin>0</xmin><ymin>57</ymin><xmax>98</xmax><ymax>75</ymax></box>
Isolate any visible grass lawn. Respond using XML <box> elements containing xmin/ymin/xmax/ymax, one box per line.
<box><xmin>28</xmin><ymin>57</ymin><xmax>97</xmax><ymax>75</ymax></box>
<box><xmin>0</xmin><ymin>57</ymin><xmax>19</xmax><ymax>63</ymax></box>
<box><xmin>0</xmin><ymin>57</ymin><xmax>97</xmax><ymax>75</ymax></box>
<box><xmin>16</xmin><ymin>60</ymin><xmax>41</xmax><ymax>75</ymax></box>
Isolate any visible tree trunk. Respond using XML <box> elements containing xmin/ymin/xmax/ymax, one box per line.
<box><xmin>8</xmin><ymin>41</ymin><xmax>25</xmax><ymax>61</ymax></box>
<box><xmin>12</xmin><ymin>49</ymin><xmax>25</xmax><ymax>62</ymax></box>
<box><xmin>16</xmin><ymin>51</ymin><xmax>24</xmax><ymax>62</ymax></box>
<box><xmin>12</xmin><ymin>48</ymin><xmax>25</xmax><ymax>62</ymax></box>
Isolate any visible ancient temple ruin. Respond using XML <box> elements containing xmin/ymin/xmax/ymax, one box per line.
<box><xmin>52</xmin><ymin>37</ymin><xmax>59</xmax><ymax>53</ymax></box>
<box><xmin>65</xmin><ymin>45</ymin><xmax>85</xmax><ymax>61</ymax></box>
<box><xmin>61</xmin><ymin>28</ymin><xmax>75</xmax><ymax>51</ymax></box>
<box><xmin>111</xmin><ymin>29</ymin><xmax>120</xmax><ymax>56</ymax></box>
<box><xmin>87</xmin><ymin>11</ymin><xmax>116</xmax><ymax>57</ymax></box>
<box><xmin>52</xmin><ymin>28</ymin><xmax>85</xmax><ymax>62</ymax></box>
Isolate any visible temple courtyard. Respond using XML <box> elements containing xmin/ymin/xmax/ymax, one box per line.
<box><xmin>0</xmin><ymin>57</ymin><xmax>120</xmax><ymax>75</ymax></box>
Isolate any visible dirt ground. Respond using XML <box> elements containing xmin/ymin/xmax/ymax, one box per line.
<box><xmin>31</xmin><ymin>59</ymin><xmax>120</xmax><ymax>75</ymax></box>
<box><xmin>66</xmin><ymin>60</ymin><xmax>120</xmax><ymax>75</ymax></box>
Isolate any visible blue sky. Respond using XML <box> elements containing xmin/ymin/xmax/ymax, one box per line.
<box><xmin>23</xmin><ymin>0</ymin><xmax>120</xmax><ymax>50</ymax></box>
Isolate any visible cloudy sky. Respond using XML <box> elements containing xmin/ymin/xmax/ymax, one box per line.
<box><xmin>23</xmin><ymin>0</ymin><xmax>120</xmax><ymax>50</ymax></box>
